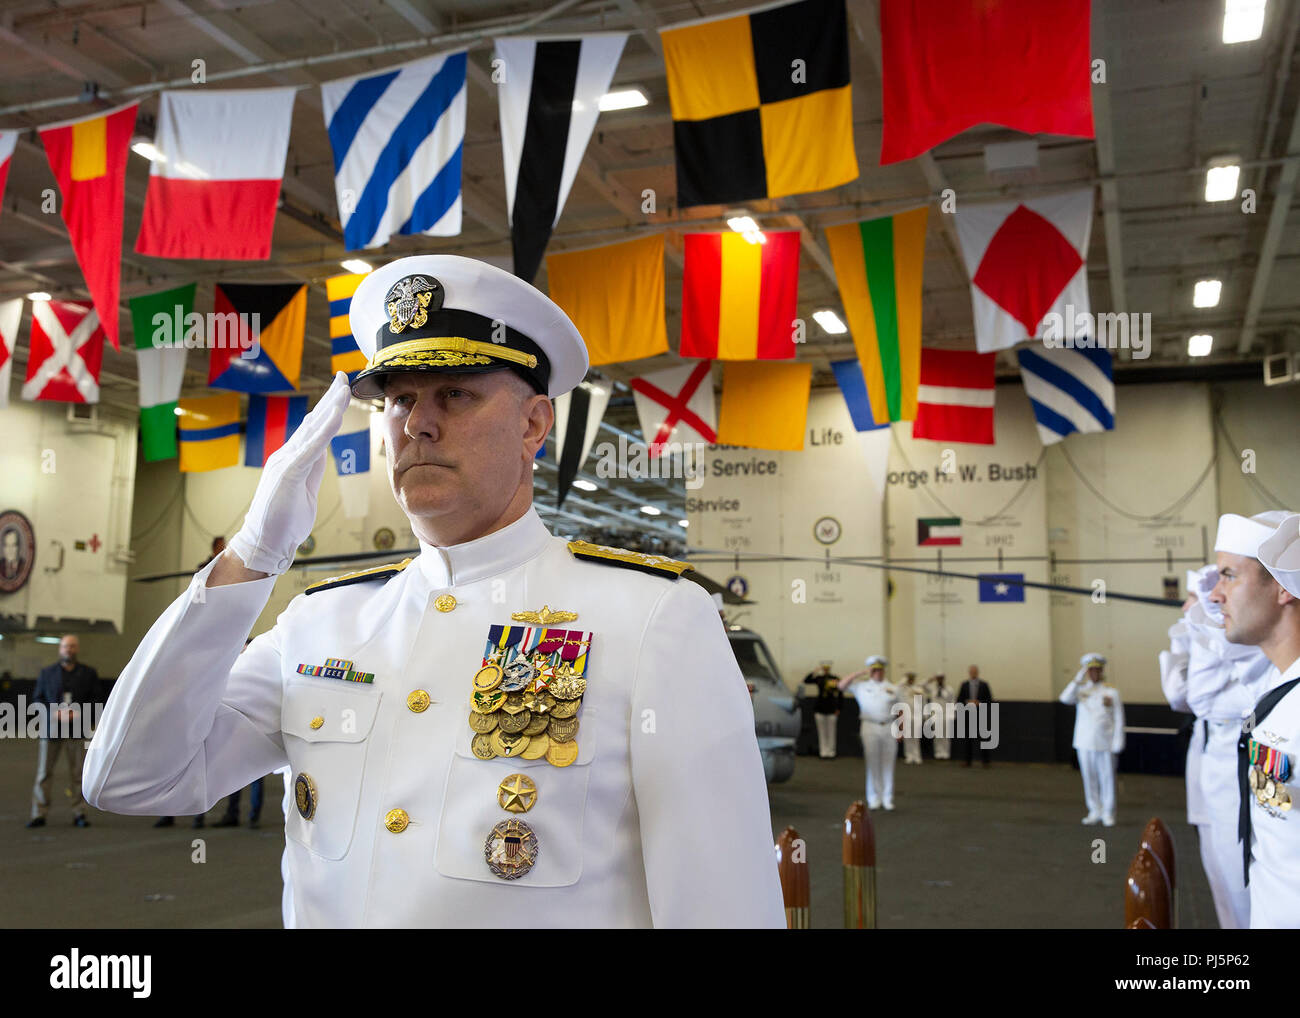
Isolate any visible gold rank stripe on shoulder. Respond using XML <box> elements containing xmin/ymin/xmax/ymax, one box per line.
<box><xmin>304</xmin><ymin>558</ymin><xmax>413</xmax><ymax>596</ymax></box>
<box><xmin>566</xmin><ymin>540</ymin><xmax>694</xmax><ymax>580</ymax></box>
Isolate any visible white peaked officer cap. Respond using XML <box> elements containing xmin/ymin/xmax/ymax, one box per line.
<box><xmin>347</xmin><ymin>255</ymin><xmax>589</xmax><ymax>400</ymax></box>
<box><xmin>1258</xmin><ymin>513</ymin><xmax>1300</xmax><ymax>598</ymax></box>
<box><xmin>864</xmin><ymin>655</ymin><xmax>887</xmax><ymax>668</ymax></box>
<box><xmin>1081</xmin><ymin>653</ymin><xmax>1106</xmax><ymax>668</ymax></box>
<box><xmin>1214</xmin><ymin>510</ymin><xmax>1291</xmax><ymax>557</ymax></box>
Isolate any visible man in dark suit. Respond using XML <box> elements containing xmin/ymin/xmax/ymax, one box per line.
<box><xmin>956</xmin><ymin>664</ymin><xmax>994</xmax><ymax>768</ymax></box>
<box><xmin>28</xmin><ymin>634</ymin><xmax>100</xmax><ymax>828</ymax></box>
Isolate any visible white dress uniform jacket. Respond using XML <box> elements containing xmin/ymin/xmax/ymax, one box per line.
<box><xmin>83</xmin><ymin>510</ymin><xmax>785</xmax><ymax>928</ymax></box>
<box><xmin>1246</xmin><ymin>656</ymin><xmax>1300</xmax><ymax>929</ymax></box>
<box><xmin>1060</xmin><ymin>673</ymin><xmax>1125</xmax><ymax>753</ymax></box>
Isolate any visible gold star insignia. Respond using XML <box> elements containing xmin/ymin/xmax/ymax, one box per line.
<box><xmin>497</xmin><ymin>773</ymin><xmax>537</xmax><ymax>814</ymax></box>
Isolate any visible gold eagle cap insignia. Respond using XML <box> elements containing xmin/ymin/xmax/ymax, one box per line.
<box><xmin>511</xmin><ymin>605</ymin><xmax>579</xmax><ymax>625</ymax></box>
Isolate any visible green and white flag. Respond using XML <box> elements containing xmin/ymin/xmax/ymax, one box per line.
<box><xmin>130</xmin><ymin>283</ymin><xmax>195</xmax><ymax>462</ymax></box>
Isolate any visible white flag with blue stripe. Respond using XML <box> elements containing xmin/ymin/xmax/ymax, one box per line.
<box><xmin>1016</xmin><ymin>344</ymin><xmax>1115</xmax><ymax>445</ymax></box>
<box><xmin>321</xmin><ymin>51</ymin><xmax>467</xmax><ymax>251</ymax></box>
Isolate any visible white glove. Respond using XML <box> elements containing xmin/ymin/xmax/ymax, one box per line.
<box><xmin>227</xmin><ymin>371</ymin><xmax>353</xmax><ymax>575</ymax></box>
<box><xmin>1192</xmin><ymin>564</ymin><xmax>1223</xmax><ymax>625</ymax></box>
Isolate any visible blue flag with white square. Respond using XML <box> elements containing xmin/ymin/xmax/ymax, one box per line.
<box><xmin>321</xmin><ymin>51</ymin><xmax>467</xmax><ymax>251</ymax></box>
<box><xmin>979</xmin><ymin>573</ymin><xmax>1025</xmax><ymax>603</ymax></box>
<box><xmin>329</xmin><ymin>407</ymin><xmax>372</xmax><ymax>519</ymax></box>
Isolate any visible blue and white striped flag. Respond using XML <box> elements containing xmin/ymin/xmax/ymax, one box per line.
<box><xmin>1016</xmin><ymin>344</ymin><xmax>1115</xmax><ymax>445</ymax></box>
<box><xmin>321</xmin><ymin>51</ymin><xmax>467</xmax><ymax>251</ymax></box>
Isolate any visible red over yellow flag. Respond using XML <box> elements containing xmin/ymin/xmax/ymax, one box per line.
<box><xmin>39</xmin><ymin>102</ymin><xmax>138</xmax><ymax>351</ymax></box>
<box><xmin>680</xmin><ymin>231</ymin><xmax>800</xmax><ymax>360</ymax></box>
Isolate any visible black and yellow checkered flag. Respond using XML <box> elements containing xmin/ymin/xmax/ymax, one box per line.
<box><xmin>661</xmin><ymin>0</ymin><xmax>859</xmax><ymax>207</ymax></box>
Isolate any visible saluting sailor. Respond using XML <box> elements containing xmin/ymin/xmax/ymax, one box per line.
<box><xmin>1215</xmin><ymin>511</ymin><xmax>1300</xmax><ymax>929</ymax></box>
<box><xmin>83</xmin><ymin>256</ymin><xmax>785</xmax><ymax>928</ymax></box>
<box><xmin>1059</xmin><ymin>653</ymin><xmax>1125</xmax><ymax>827</ymax></box>
<box><xmin>839</xmin><ymin>656</ymin><xmax>900</xmax><ymax>810</ymax></box>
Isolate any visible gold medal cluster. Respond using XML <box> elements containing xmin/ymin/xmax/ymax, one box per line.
<box><xmin>1248</xmin><ymin>765</ymin><xmax>1293</xmax><ymax>811</ymax></box>
<box><xmin>468</xmin><ymin>654</ymin><xmax>585</xmax><ymax>767</ymax></box>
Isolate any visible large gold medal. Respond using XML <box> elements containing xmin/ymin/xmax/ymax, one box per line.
<box><xmin>546</xmin><ymin>739</ymin><xmax>579</xmax><ymax>767</ymax></box>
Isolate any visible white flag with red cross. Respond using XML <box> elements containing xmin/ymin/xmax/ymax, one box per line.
<box><xmin>630</xmin><ymin>361</ymin><xmax>718</xmax><ymax>458</ymax></box>
<box><xmin>954</xmin><ymin>188</ymin><xmax>1094</xmax><ymax>354</ymax></box>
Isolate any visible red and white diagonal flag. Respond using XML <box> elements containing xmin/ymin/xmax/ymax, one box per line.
<box><xmin>954</xmin><ymin>188</ymin><xmax>1093</xmax><ymax>353</ymax></box>
<box><xmin>22</xmin><ymin>300</ymin><xmax>105</xmax><ymax>404</ymax></box>
<box><xmin>0</xmin><ymin>297</ymin><xmax>21</xmax><ymax>408</ymax></box>
<box><xmin>630</xmin><ymin>361</ymin><xmax>717</xmax><ymax>458</ymax></box>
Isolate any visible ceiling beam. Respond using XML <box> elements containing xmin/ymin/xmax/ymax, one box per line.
<box><xmin>1090</xmin><ymin>1</ymin><xmax>1128</xmax><ymax>334</ymax></box>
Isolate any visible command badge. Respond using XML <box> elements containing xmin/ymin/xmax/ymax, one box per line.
<box><xmin>485</xmin><ymin>818</ymin><xmax>539</xmax><ymax>879</ymax></box>
<box><xmin>294</xmin><ymin>772</ymin><xmax>317</xmax><ymax>821</ymax></box>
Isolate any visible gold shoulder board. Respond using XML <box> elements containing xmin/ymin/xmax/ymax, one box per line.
<box><xmin>566</xmin><ymin>540</ymin><xmax>693</xmax><ymax>581</ymax></box>
<box><xmin>304</xmin><ymin>557</ymin><xmax>413</xmax><ymax>596</ymax></box>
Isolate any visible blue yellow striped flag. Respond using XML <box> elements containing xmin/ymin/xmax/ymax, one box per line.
<box><xmin>327</xmin><ymin>272</ymin><xmax>368</xmax><ymax>379</ymax></box>
<box><xmin>178</xmin><ymin>392</ymin><xmax>241</xmax><ymax>472</ymax></box>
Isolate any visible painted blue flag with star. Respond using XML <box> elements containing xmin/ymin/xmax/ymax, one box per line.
<box><xmin>979</xmin><ymin>572</ymin><xmax>1025</xmax><ymax>603</ymax></box>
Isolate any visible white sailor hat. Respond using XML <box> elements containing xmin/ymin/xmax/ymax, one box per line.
<box><xmin>347</xmin><ymin>255</ymin><xmax>589</xmax><ymax>400</ymax></box>
<box><xmin>864</xmin><ymin>655</ymin><xmax>887</xmax><ymax>668</ymax></box>
<box><xmin>1258</xmin><ymin>513</ymin><xmax>1300</xmax><ymax>599</ymax></box>
<box><xmin>1080</xmin><ymin>653</ymin><xmax>1106</xmax><ymax>668</ymax></box>
<box><xmin>1214</xmin><ymin>510</ymin><xmax>1291</xmax><ymax>558</ymax></box>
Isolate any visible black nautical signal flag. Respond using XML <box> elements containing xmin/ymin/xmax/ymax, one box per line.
<box><xmin>660</xmin><ymin>0</ymin><xmax>859</xmax><ymax>208</ymax></box>
<box><xmin>494</xmin><ymin>34</ymin><xmax>628</xmax><ymax>283</ymax></box>
<box><xmin>208</xmin><ymin>282</ymin><xmax>306</xmax><ymax>393</ymax></box>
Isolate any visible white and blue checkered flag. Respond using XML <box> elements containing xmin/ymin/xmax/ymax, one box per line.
<box><xmin>1016</xmin><ymin>344</ymin><xmax>1115</xmax><ymax>445</ymax></box>
<box><xmin>321</xmin><ymin>51</ymin><xmax>467</xmax><ymax>251</ymax></box>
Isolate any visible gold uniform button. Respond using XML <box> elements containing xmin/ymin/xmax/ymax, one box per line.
<box><xmin>434</xmin><ymin>593</ymin><xmax>457</xmax><ymax>613</ymax></box>
<box><xmin>407</xmin><ymin>690</ymin><xmax>431</xmax><ymax>713</ymax></box>
<box><xmin>309</xmin><ymin>716</ymin><xmax>325</xmax><ymax>730</ymax></box>
<box><xmin>384</xmin><ymin>809</ymin><xmax>410</xmax><ymax>833</ymax></box>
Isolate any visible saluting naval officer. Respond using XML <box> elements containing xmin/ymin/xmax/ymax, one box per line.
<box><xmin>839</xmin><ymin>656</ymin><xmax>900</xmax><ymax>810</ymax></box>
<box><xmin>1212</xmin><ymin>511</ymin><xmax>1300</xmax><ymax>929</ymax></box>
<box><xmin>1059</xmin><ymin>653</ymin><xmax>1125</xmax><ymax>827</ymax></box>
<box><xmin>83</xmin><ymin>255</ymin><xmax>785</xmax><ymax>928</ymax></box>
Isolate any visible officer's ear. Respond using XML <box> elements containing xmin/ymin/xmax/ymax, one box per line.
<box><xmin>520</xmin><ymin>392</ymin><xmax>553</xmax><ymax>461</ymax></box>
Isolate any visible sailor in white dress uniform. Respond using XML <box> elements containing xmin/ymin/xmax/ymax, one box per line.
<box><xmin>1160</xmin><ymin>562</ymin><xmax>1271</xmax><ymax>929</ymax></box>
<box><xmin>82</xmin><ymin>255</ymin><xmax>784</xmax><ymax>929</ymax></box>
<box><xmin>1217</xmin><ymin>511</ymin><xmax>1300</xmax><ymax>929</ymax></box>
<box><xmin>1059</xmin><ymin>653</ymin><xmax>1124</xmax><ymax>826</ymax></box>
<box><xmin>840</xmin><ymin>656</ymin><xmax>899</xmax><ymax>810</ymax></box>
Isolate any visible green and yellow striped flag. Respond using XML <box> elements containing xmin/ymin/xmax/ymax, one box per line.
<box><xmin>824</xmin><ymin>207</ymin><xmax>927</xmax><ymax>424</ymax></box>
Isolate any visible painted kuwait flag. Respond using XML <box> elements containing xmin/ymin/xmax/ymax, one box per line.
<box><xmin>912</xmin><ymin>347</ymin><xmax>996</xmax><ymax>445</ymax></box>
<box><xmin>680</xmin><ymin>231</ymin><xmax>801</xmax><ymax>360</ymax></box>
<box><xmin>824</xmin><ymin>207</ymin><xmax>927</xmax><ymax>423</ymax></box>
<box><xmin>136</xmin><ymin>88</ymin><xmax>296</xmax><ymax>261</ymax></box>
<box><xmin>917</xmin><ymin>516</ymin><xmax>961</xmax><ymax>547</ymax></box>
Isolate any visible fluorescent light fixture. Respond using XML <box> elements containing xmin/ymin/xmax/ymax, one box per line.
<box><xmin>640</xmin><ymin>506</ymin><xmax>662</xmax><ymax>516</ymax></box>
<box><xmin>35</xmin><ymin>636</ymin><xmax>62</xmax><ymax>644</ymax></box>
<box><xmin>1188</xmin><ymin>333</ymin><xmax>1214</xmax><ymax>357</ymax></box>
<box><xmin>173</xmin><ymin>406</ymin><xmax>184</xmax><ymax>416</ymax></box>
<box><xmin>1193</xmin><ymin>279</ymin><xmax>1222</xmax><ymax>308</ymax></box>
<box><xmin>26</xmin><ymin>291</ymin><xmax>51</xmax><ymax>301</ymax></box>
<box><xmin>1223</xmin><ymin>0</ymin><xmax>1266</xmax><ymax>43</ymax></box>
<box><xmin>813</xmin><ymin>310</ymin><xmax>848</xmax><ymax>334</ymax></box>
<box><xmin>1205</xmin><ymin>162</ymin><xmax>1240</xmax><ymax>202</ymax></box>
<box><xmin>727</xmin><ymin>216</ymin><xmax>759</xmax><ymax>234</ymax></box>
<box><xmin>742</xmin><ymin>230</ymin><xmax>766</xmax><ymax>245</ymax></box>
<box><xmin>572</xmin><ymin>479</ymin><xmax>598</xmax><ymax>492</ymax></box>
<box><xmin>131</xmin><ymin>140</ymin><xmax>164</xmax><ymax>163</ymax></box>
<box><xmin>341</xmin><ymin>259</ymin><xmax>372</xmax><ymax>275</ymax></box>
<box><xmin>598</xmin><ymin>88</ymin><xmax>648</xmax><ymax>112</ymax></box>
<box><xmin>678</xmin><ymin>519</ymin><xmax>689</xmax><ymax>528</ymax></box>
<box><xmin>532</xmin><ymin>461</ymin><xmax>539</xmax><ymax>471</ymax></box>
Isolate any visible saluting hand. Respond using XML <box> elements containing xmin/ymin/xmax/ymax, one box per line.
<box><xmin>227</xmin><ymin>371</ymin><xmax>353</xmax><ymax>575</ymax></box>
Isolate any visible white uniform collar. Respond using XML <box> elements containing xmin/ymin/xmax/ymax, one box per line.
<box><xmin>414</xmin><ymin>506</ymin><xmax>551</xmax><ymax>588</ymax></box>
<box><xmin>1262</xmin><ymin>654</ymin><xmax>1300</xmax><ymax>696</ymax></box>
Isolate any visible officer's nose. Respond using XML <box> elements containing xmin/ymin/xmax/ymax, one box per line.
<box><xmin>403</xmin><ymin>393</ymin><xmax>442</xmax><ymax>443</ymax></box>
<box><xmin>1207</xmin><ymin>577</ymin><xmax>1226</xmax><ymax>604</ymax></box>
